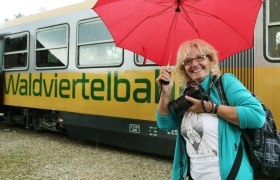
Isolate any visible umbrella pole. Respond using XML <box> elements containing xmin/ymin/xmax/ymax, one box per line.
<box><xmin>157</xmin><ymin>4</ymin><xmax>181</xmax><ymax>102</ymax></box>
<box><xmin>162</xmin><ymin>9</ymin><xmax>179</xmax><ymax>79</ymax></box>
<box><xmin>167</xmin><ymin>4</ymin><xmax>180</xmax><ymax>67</ymax></box>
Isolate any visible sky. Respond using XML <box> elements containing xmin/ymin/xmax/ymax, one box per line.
<box><xmin>0</xmin><ymin>0</ymin><xmax>85</xmax><ymax>23</ymax></box>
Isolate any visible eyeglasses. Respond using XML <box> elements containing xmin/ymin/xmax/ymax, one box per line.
<box><xmin>182</xmin><ymin>55</ymin><xmax>208</xmax><ymax>66</ymax></box>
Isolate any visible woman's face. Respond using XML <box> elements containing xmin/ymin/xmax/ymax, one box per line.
<box><xmin>182</xmin><ymin>48</ymin><xmax>211</xmax><ymax>84</ymax></box>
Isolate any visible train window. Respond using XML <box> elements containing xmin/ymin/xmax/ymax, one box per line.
<box><xmin>77</xmin><ymin>19</ymin><xmax>123</xmax><ymax>67</ymax></box>
<box><xmin>135</xmin><ymin>54</ymin><xmax>157</xmax><ymax>66</ymax></box>
<box><xmin>35</xmin><ymin>25</ymin><xmax>68</xmax><ymax>69</ymax></box>
<box><xmin>269</xmin><ymin>0</ymin><xmax>280</xmax><ymax>23</ymax></box>
<box><xmin>3</xmin><ymin>32</ymin><xmax>29</xmax><ymax>70</ymax></box>
<box><xmin>266</xmin><ymin>0</ymin><xmax>280</xmax><ymax>60</ymax></box>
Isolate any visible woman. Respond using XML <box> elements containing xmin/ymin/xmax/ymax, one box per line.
<box><xmin>156</xmin><ymin>39</ymin><xmax>265</xmax><ymax>180</ymax></box>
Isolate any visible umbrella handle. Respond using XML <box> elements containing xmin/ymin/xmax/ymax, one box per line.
<box><xmin>156</xmin><ymin>70</ymin><xmax>171</xmax><ymax>103</ymax></box>
<box><xmin>160</xmin><ymin>69</ymin><xmax>171</xmax><ymax>85</ymax></box>
<box><xmin>160</xmin><ymin>79</ymin><xmax>170</xmax><ymax>85</ymax></box>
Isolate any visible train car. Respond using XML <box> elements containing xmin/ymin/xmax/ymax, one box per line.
<box><xmin>0</xmin><ymin>0</ymin><xmax>279</xmax><ymax>157</ymax></box>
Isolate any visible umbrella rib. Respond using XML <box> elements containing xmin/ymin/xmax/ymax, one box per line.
<box><xmin>181</xmin><ymin>3</ymin><xmax>250</xmax><ymax>45</ymax></box>
<box><xmin>180</xmin><ymin>5</ymin><xmax>200</xmax><ymax>37</ymax></box>
<box><xmin>117</xmin><ymin>4</ymin><xmax>174</xmax><ymax>46</ymax></box>
<box><xmin>161</xmin><ymin>12</ymin><xmax>179</xmax><ymax>66</ymax></box>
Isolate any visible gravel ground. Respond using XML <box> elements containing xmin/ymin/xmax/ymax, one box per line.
<box><xmin>0</xmin><ymin>123</ymin><xmax>172</xmax><ymax>180</ymax></box>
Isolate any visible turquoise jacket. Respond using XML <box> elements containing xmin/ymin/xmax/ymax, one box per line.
<box><xmin>156</xmin><ymin>73</ymin><xmax>265</xmax><ymax>180</ymax></box>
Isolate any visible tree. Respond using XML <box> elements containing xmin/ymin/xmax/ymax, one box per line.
<box><xmin>14</xmin><ymin>13</ymin><xmax>24</xmax><ymax>19</ymax></box>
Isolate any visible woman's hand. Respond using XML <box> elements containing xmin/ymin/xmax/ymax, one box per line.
<box><xmin>156</xmin><ymin>67</ymin><xmax>174</xmax><ymax>93</ymax></box>
<box><xmin>185</xmin><ymin>95</ymin><xmax>213</xmax><ymax>113</ymax></box>
<box><xmin>156</xmin><ymin>67</ymin><xmax>174</xmax><ymax>115</ymax></box>
<box><xmin>185</xmin><ymin>95</ymin><xmax>239</xmax><ymax>125</ymax></box>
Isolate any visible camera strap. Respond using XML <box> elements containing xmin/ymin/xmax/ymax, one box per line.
<box><xmin>207</xmin><ymin>75</ymin><xmax>218</xmax><ymax>96</ymax></box>
<box><xmin>201</xmin><ymin>96</ymin><xmax>215</xmax><ymax>113</ymax></box>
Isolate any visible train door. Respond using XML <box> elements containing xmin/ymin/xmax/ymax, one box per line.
<box><xmin>0</xmin><ymin>34</ymin><xmax>4</xmax><ymax>116</ymax></box>
<box><xmin>254</xmin><ymin>0</ymin><xmax>280</xmax><ymax>128</ymax></box>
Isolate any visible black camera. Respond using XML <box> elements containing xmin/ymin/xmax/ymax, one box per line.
<box><xmin>169</xmin><ymin>81</ymin><xmax>209</xmax><ymax>115</ymax></box>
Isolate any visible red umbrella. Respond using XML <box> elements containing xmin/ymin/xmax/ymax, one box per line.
<box><xmin>92</xmin><ymin>0</ymin><xmax>262</xmax><ymax>66</ymax></box>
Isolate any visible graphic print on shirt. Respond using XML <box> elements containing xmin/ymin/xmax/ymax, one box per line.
<box><xmin>182</xmin><ymin>113</ymin><xmax>218</xmax><ymax>159</ymax></box>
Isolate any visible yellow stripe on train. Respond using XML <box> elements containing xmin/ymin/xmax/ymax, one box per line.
<box><xmin>3</xmin><ymin>69</ymin><xmax>180</xmax><ymax>121</ymax></box>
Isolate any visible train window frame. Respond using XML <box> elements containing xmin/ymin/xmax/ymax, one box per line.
<box><xmin>76</xmin><ymin>18</ymin><xmax>124</xmax><ymax>68</ymax></box>
<box><xmin>134</xmin><ymin>54</ymin><xmax>158</xmax><ymax>66</ymax></box>
<box><xmin>265</xmin><ymin>0</ymin><xmax>280</xmax><ymax>62</ymax></box>
<box><xmin>3</xmin><ymin>32</ymin><xmax>29</xmax><ymax>71</ymax></box>
<box><xmin>35</xmin><ymin>24</ymin><xmax>69</xmax><ymax>70</ymax></box>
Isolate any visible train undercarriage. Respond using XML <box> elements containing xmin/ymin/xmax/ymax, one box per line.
<box><xmin>0</xmin><ymin>106</ymin><xmax>176</xmax><ymax>157</ymax></box>
<box><xmin>0</xmin><ymin>106</ymin><xmax>63</xmax><ymax>132</ymax></box>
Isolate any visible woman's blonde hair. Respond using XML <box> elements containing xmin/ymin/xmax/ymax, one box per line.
<box><xmin>175</xmin><ymin>39</ymin><xmax>221</xmax><ymax>87</ymax></box>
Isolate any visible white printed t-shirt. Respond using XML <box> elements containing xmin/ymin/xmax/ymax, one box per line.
<box><xmin>181</xmin><ymin>112</ymin><xmax>221</xmax><ymax>180</ymax></box>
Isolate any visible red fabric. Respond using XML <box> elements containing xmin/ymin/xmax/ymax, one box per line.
<box><xmin>93</xmin><ymin>0</ymin><xmax>262</xmax><ymax>66</ymax></box>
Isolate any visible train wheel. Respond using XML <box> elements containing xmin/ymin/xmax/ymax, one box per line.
<box><xmin>32</xmin><ymin>116</ymin><xmax>42</xmax><ymax>131</ymax></box>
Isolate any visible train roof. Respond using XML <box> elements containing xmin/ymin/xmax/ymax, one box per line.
<box><xmin>0</xmin><ymin>0</ymin><xmax>96</xmax><ymax>29</ymax></box>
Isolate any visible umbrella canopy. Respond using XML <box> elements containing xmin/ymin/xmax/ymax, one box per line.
<box><xmin>92</xmin><ymin>0</ymin><xmax>262</xmax><ymax>66</ymax></box>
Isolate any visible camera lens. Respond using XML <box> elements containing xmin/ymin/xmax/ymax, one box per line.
<box><xmin>169</xmin><ymin>96</ymin><xmax>193</xmax><ymax>115</ymax></box>
<box><xmin>168</xmin><ymin>81</ymin><xmax>209</xmax><ymax>115</ymax></box>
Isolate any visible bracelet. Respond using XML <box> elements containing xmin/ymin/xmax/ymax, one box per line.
<box><xmin>201</xmin><ymin>100</ymin><xmax>207</xmax><ymax>113</ymax></box>
<box><xmin>209</xmin><ymin>99</ymin><xmax>214</xmax><ymax>113</ymax></box>
<box><xmin>213</xmin><ymin>104</ymin><xmax>220</xmax><ymax>114</ymax></box>
<box><xmin>201</xmin><ymin>99</ymin><xmax>214</xmax><ymax>113</ymax></box>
